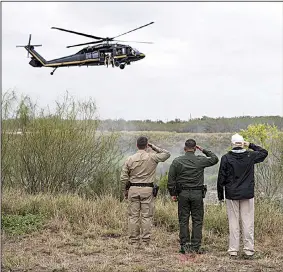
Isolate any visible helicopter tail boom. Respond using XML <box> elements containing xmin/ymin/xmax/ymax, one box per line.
<box><xmin>16</xmin><ymin>34</ymin><xmax>46</xmax><ymax>67</ymax></box>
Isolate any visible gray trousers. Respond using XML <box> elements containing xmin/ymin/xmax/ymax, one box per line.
<box><xmin>226</xmin><ymin>198</ymin><xmax>255</xmax><ymax>256</ymax></box>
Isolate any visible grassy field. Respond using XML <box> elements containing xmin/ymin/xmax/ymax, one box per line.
<box><xmin>2</xmin><ymin>190</ymin><xmax>283</xmax><ymax>272</ymax></box>
<box><xmin>2</xmin><ymin>114</ymin><xmax>283</xmax><ymax>271</ymax></box>
<box><xmin>2</xmin><ymin>92</ymin><xmax>283</xmax><ymax>271</ymax></box>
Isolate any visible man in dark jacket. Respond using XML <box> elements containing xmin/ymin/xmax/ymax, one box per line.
<box><xmin>168</xmin><ymin>139</ymin><xmax>219</xmax><ymax>254</ymax></box>
<box><xmin>217</xmin><ymin>133</ymin><xmax>268</xmax><ymax>258</ymax></box>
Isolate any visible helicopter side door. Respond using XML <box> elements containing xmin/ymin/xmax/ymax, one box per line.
<box><xmin>116</xmin><ymin>47</ymin><xmax>124</xmax><ymax>57</ymax></box>
<box><xmin>126</xmin><ymin>47</ymin><xmax>133</xmax><ymax>56</ymax></box>
<box><xmin>112</xmin><ymin>48</ymin><xmax>116</xmax><ymax>57</ymax></box>
<box><xmin>114</xmin><ymin>47</ymin><xmax>127</xmax><ymax>63</ymax></box>
<box><xmin>97</xmin><ymin>50</ymin><xmax>103</xmax><ymax>63</ymax></box>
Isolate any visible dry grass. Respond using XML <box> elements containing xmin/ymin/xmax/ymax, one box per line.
<box><xmin>3</xmin><ymin>228</ymin><xmax>283</xmax><ymax>272</ymax></box>
<box><xmin>2</xmin><ymin>190</ymin><xmax>283</xmax><ymax>272</ymax></box>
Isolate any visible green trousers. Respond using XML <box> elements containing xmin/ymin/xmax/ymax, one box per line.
<box><xmin>178</xmin><ymin>189</ymin><xmax>204</xmax><ymax>250</ymax></box>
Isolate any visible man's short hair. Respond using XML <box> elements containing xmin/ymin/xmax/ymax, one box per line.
<box><xmin>185</xmin><ymin>139</ymin><xmax>196</xmax><ymax>149</ymax></box>
<box><xmin>137</xmin><ymin>136</ymin><xmax>148</xmax><ymax>149</ymax></box>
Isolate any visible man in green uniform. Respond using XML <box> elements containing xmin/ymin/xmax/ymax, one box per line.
<box><xmin>167</xmin><ymin>139</ymin><xmax>218</xmax><ymax>254</ymax></box>
<box><xmin>121</xmin><ymin>136</ymin><xmax>170</xmax><ymax>248</ymax></box>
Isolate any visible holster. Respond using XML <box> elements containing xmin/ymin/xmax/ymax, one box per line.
<box><xmin>202</xmin><ymin>185</ymin><xmax>207</xmax><ymax>198</ymax></box>
<box><xmin>125</xmin><ymin>182</ymin><xmax>131</xmax><ymax>191</ymax></box>
<box><xmin>153</xmin><ymin>184</ymin><xmax>159</xmax><ymax>197</ymax></box>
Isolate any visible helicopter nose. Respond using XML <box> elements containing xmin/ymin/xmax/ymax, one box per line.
<box><xmin>139</xmin><ymin>53</ymin><xmax>145</xmax><ymax>59</ymax></box>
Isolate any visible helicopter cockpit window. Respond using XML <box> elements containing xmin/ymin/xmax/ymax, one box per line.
<box><xmin>130</xmin><ymin>48</ymin><xmax>139</xmax><ymax>56</ymax></box>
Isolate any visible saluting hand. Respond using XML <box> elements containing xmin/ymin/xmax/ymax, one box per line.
<box><xmin>148</xmin><ymin>143</ymin><xmax>157</xmax><ymax>151</ymax></box>
<box><xmin>244</xmin><ymin>142</ymin><xmax>250</xmax><ymax>148</ymax></box>
<box><xmin>196</xmin><ymin>145</ymin><xmax>203</xmax><ymax>152</ymax></box>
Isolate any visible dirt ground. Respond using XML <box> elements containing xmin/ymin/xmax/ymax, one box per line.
<box><xmin>2</xmin><ymin>227</ymin><xmax>283</xmax><ymax>272</ymax></box>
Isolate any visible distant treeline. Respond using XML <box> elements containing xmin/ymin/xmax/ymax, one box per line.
<box><xmin>99</xmin><ymin>116</ymin><xmax>283</xmax><ymax>133</ymax></box>
<box><xmin>3</xmin><ymin>116</ymin><xmax>283</xmax><ymax>133</ymax></box>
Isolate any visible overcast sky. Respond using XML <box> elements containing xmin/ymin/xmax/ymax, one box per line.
<box><xmin>2</xmin><ymin>2</ymin><xmax>283</xmax><ymax>121</ymax></box>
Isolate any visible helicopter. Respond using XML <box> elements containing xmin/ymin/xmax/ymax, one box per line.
<box><xmin>17</xmin><ymin>22</ymin><xmax>154</xmax><ymax>75</ymax></box>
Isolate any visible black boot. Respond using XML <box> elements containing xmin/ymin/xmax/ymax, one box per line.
<box><xmin>179</xmin><ymin>245</ymin><xmax>186</xmax><ymax>254</ymax></box>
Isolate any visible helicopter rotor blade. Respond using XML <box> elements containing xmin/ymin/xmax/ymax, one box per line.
<box><xmin>113</xmin><ymin>39</ymin><xmax>153</xmax><ymax>44</ymax></box>
<box><xmin>28</xmin><ymin>34</ymin><xmax>31</xmax><ymax>46</ymax></box>
<box><xmin>112</xmin><ymin>22</ymin><xmax>154</xmax><ymax>39</ymax></box>
<box><xmin>27</xmin><ymin>34</ymin><xmax>31</xmax><ymax>58</ymax></box>
<box><xmin>51</xmin><ymin>27</ymin><xmax>104</xmax><ymax>40</ymax></box>
<box><xmin>66</xmin><ymin>40</ymin><xmax>104</xmax><ymax>48</ymax></box>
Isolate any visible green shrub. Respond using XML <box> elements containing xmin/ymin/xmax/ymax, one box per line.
<box><xmin>1</xmin><ymin>91</ymin><xmax>123</xmax><ymax>197</ymax></box>
<box><xmin>241</xmin><ymin>124</ymin><xmax>283</xmax><ymax>198</ymax></box>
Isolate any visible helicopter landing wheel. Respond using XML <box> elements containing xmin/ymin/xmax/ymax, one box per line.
<box><xmin>50</xmin><ymin>67</ymin><xmax>57</xmax><ymax>75</ymax></box>
<box><xmin>115</xmin><ymin>61</ymin><xmax>120</xmax><ymax>67</ymax></box>
<box><xmin>119</xmin><ymin>64</ymin><xmax>125</xmax><ymax>70</ymax></box>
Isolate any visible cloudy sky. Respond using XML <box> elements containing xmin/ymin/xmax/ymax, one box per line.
<box><xmin>2</xmin><ymin>2</ymin><xmax>283</xmax><ymax>121</ymax></box>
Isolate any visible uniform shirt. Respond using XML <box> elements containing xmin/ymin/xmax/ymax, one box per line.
<box><xmin>120</xmin><ymin>144</ymin><xmax>170</xmax><ymax>192</ymax></box>
<box><xmin>167</xmin><ymin>149</ymin><xmax>219</xmax><ymax>196</ymax></box>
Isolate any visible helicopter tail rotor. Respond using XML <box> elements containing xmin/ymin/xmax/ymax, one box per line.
<box><xmin>16</xmin><ymin>34</ymin><xmax>42</xmax><ymax>58</ymax></box>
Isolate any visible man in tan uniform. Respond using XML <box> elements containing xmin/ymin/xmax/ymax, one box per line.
<box><xmin>120</xmin><ymin>136</ymin><xmax>170</xmax><ymax>247</ymax></box>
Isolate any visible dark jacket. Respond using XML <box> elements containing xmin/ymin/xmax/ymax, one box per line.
<box><xmin>217</xmin><ymin>143</ymin><xmax>268</xmax><ymax>200</ymax></box>
<box><xmin>168</xmin><ymin>149</ymin><xmax>219</xmax><ymax>196</ymax></box>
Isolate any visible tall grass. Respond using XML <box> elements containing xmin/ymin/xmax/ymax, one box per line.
<box><xmin>1</xmin><ymin>90</ymin><xmax>123</xmax><ymax>197</ymax></box>
<box><xmin>3</xmin><ymin>190</ymin><xmax>283</xmax><ymax>244</ymax></box>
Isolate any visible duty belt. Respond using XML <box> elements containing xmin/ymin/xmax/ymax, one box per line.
<box><xmin>181</xmin><ymin>185</ymin><xmax>204</xmax><ymax>190</ymax></box>
<box><xmin>129</xmin><ymin>182</ymin><xmax>154</xmax><ymax>187</ymax></box>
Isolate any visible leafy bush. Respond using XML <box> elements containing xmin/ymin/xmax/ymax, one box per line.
<box><xmin>241</xmin><ymin>124</ymin><xmax>283</xmax><ymax>198</ymax></box>
<box><xmin>1</xmin><ymin>90</ymin><xmax>123</xmax><ymax>197</ymax></box>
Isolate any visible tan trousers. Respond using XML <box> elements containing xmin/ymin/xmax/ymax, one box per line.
<box><xmin>128</xmin><ymin>187</ymin><xmax>154</xmax><ymax>244</ymax></box>
<box><xmin>226</xmin><ymin>198</ymin><xmax>255</xmax><ymax>256</ymax></box>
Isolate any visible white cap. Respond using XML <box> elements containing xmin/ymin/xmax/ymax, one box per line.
<box><xmin>231</xmin><ymin>133</ymin><xmax>244</xmax><ymax>146</ymax></box>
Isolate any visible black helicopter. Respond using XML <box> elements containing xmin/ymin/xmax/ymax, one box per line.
<box><xmin>17</xmin><ymin>22</ymin><xmax>154</xmax><ymax>75</ymax></box>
